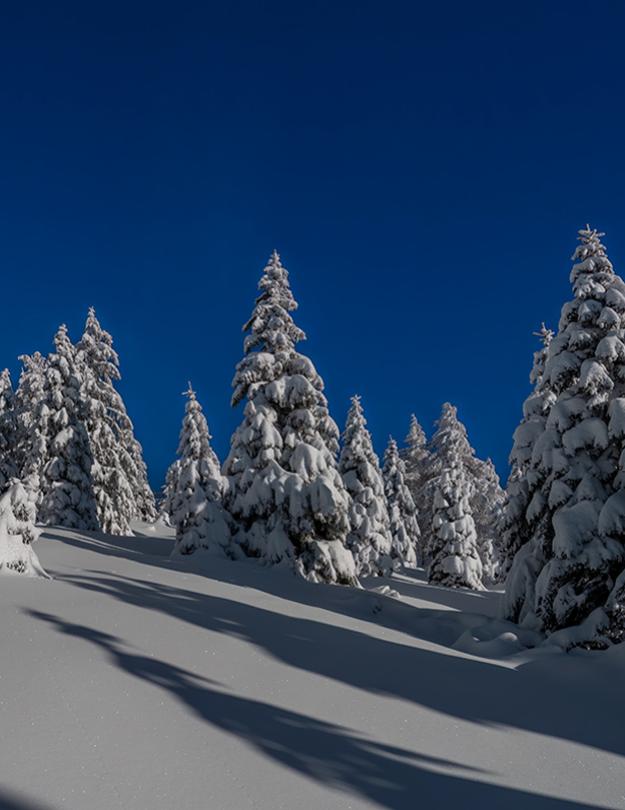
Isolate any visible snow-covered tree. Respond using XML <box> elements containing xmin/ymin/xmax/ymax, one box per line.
<box><xmin>159</xmin><ymin>458</ymin><xmax>181</xmax><ymax>525</ymax></box>
<box><xmin>170</xmin><ymin>384</ymin><xmax>231</xmax><ymax>556</ymax></box>
<box><xmin>383</xmin><ymin>437</ymin><xmax>420</xmax><ymax>567</ymax></box>
<box><xmin>14</xmin><ymin>352</ymin><xmax>47</xmax><ymax>502</ymax></box>
<box><xmin>0</xmin><ymin>479</ymin><xmax>48</xmax><ymax>578</ymax></box>
<box><xmin>38</xmin><ymin>325</ymin><xmax>98</xmax><ymax>531</ymax></box>
<box><xmin>224</xmin><ymin>250</ymin><xmax>356</xmax><ymax>585</ymax></box>
<box><xmin>123</xmin><ymin>434</ymin><xmax>157</xmax><ymax>523</ymax></box>
<box><xmin>504</xmin><ymin>228</ymin><xmax>625</xmax><ymax>639</ymax></box>
<box><xmin>0</xmin><ymin>369</ymin><xmax>18</xmax><ymax>489</ymax></box>
<box><xmin>401</xmin><ymin>414</ymin><xmax>431</xmax><ymax>548</ymax></box>
<box><xmin>428</xmin><ymin>462</ymin><xmax>483</xmax><ymax>590</ymax></box>
<box><xmin>426</xmin><ymin>403</ymin><xmax>484</xmax><ymax>589</ymax></box>
<box><xmin>499</xmin><ymin>325</ymin><xmax>555</xmax><ymax>581</ymax></box>
<box><xmin>77</xmin><ymin>308</ymin><xmax>136</xmax><ymax>535</ymax></box>
<box><xmin>338</xmin><ymin>396</ymin><xmax>393</xmax><ymax>576</ymax></box>
<box><xmin>469</xmin><ymin>456</ymin><xmax>505</xmax><ymax>584</ymax></box>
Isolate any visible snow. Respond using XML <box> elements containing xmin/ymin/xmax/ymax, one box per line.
<box><xmin>2</xmin><ymin>525</ymin><xmax>623</xmax><ymax>810</ymax></box>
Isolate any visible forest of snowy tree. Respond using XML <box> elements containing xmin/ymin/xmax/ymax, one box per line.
<box><xmin>2</xmin><ymin>227</ymin><xmax>625</xmax><ymax>651</ymax></box>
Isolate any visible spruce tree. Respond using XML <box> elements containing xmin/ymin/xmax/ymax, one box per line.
<box><xmin>224</xmin><ymin>251</ymin><xmax>356</xmax><ymax>585</ymax></box>
<box><xmin>0</xmin><ymin>369</ymin><xmax>18</xmax><ymax>489</ymax></box>
<box><xmin>383</xmin><ymin>437</ymin><xmax>420</xmax><ymax>567</ymax></box>
<box><xmin>499</xmin><ymin>325</ymin><xmax>555</xmax><ymax>585</ymax></box>
<box><xmin>505</xmin><ymin>228</ymin><xmax>625</xmax><ymax>639</ymax></box>
<box><xmin>426</xmin><ymin>403</ymin><xmax>484</xmax><ymax>589</ymax></box>
<box><xmin>469</xmin><ymin>456</ymin><xmax>505</xmax><ymax>583</ymax></box>
<box><xmin>0</xmin><ymin>479</ymin><xmax>49</xmax><ymax>578</ymax></box>
<box><xmin>338</xmin><ymin>396</ymin><xmax>393</xmax><ymax>576</ymax></box>
<box><xmin>429</xmin><ymin>463</ymin><xmax>483</xmax><ymax>590</ymax></box>
<box><xmin>170</xmin><ymin>384</ymin><xmax>230</xmax><ymax>555</ymax></box>
<box><xmin>160</xmin><ymin>458</ymin><xmax>181</xmax><ymax>525</ymax></box>
<box><xmin>77</xmin><ymin>308</ymin><xmax>136</xmax><ymax>535</ymax></box>
<box><xmin>14</xmin><ymin>352</ymin><xmax>47</xmax><ymax>502</ymax></box>
<box><xmin>38</xmin><ymin>325</ymin><xmax>98</xmax><ymax>530</ymax></box>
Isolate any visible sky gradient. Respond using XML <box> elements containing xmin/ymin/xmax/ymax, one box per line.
<box><xmin>2</xmin><ymin>1</ymin><xmax>625</xmax><ymax>490</ymax></box>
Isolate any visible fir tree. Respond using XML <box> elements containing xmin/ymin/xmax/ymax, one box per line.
<box><xmin>0</xmin><ymin>369</ymin><xmax>18</xmax><ymax>489</ymax></box>
<box><xmin>14</xmin><ymin>352</ymin><xmax>47</xmax><ymax>502</ymax></box>
<box><xmin>0</xmin><ymin>479</ymin><xmax>48</xmax><ymax>578</ymax></box>
<box><xmin>426</xmin><ymin>403</ymin><xmax>484</xmax><ymax>589</ymax></box>
<box><xmin>338</xmin><ymin>396</ymin><xmax>393</xmax><ymax>576</ymax></box>
<box><xmin>224</xmin><ymin>251</ymin><xmax>356</xmax><ymax>585</ymax></box>
<box><xmin>77</xmin><ymin>308</ymin><xmax>136</xmax><ymax>535</ymax></box>
<box><xmin>428</xmin><ymin>462</ymin><xmax>483</xmax><ymax>590</ymax></box>
<box><xmin>38</xmin><ymin>325</ymin><xmax>98</xmax><ymax>530</ymax></box>
<box><xmin>383</xmin><ymin>437</ymin><xmax>420</xmax><ymax>567</ymax></box>
<box><xmin>504</xmin><ymin>228</ymin><xmax>625</xmax><ymax>640</ymax></box>
<box><xmin>469</xmin><ymin>456</ymin><xmax>505</xmax><ymax>584</ymax></box>
<box><xmin>499</xmin><ymin>325</ymin><xmax>555</xmax><ymax>584</ymax></box>
<box><xmin>171</xmin><ymin>384</ymin><xmax>230</xmax><ymax>556</ymax></box>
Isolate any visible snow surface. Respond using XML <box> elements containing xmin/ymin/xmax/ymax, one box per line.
<box><xmin>0</xmin><ymin>525</ymin><xmax>624</xmax><ymax>810</ymax></box>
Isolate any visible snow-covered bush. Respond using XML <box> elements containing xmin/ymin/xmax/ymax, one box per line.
<box><xmin>0</xmin><ymin>479</ymin><xmax>49</xmax><ymax>578</ymax></box>
<box><xmin>338</xmin><ymin>396</ymin><xmax>393</xmax><ymax>576</ymax></box>
<box><xmin>224</xmin><ymin>251</ymin><xmax>356</xmax><ymax>585</ymax></box>
<box><xmin>383</xmin><ymin>437</ymin><xmax>420</xmax><ymax>567</ymax></box>
<box><xmin>170</xmin><ymin>384</ymin><xmax>231</xmax><ymax>556</ymax></box>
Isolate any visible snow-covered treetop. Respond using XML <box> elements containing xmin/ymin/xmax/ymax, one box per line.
<box><xmin>178</xmin><ymin>383</ymin><xmax>220</xmax><ymax>475</ymax></box>
<box><xmin>243</xmin><ymin>250</ymin><xmax>306</xmax><ymax>357</ymax></box>
<box><xmin>430</xmin><ymin>403</ymin><xmax>473</xmax><ymax>466</ymax></box>
<box><xmin>529</xmin><ymin>323</ymin><xmax>554</xmax><ymax>388</ymax></box>
<box><xmin>232</xmin><ymin>251</ymin><xmax>308</xmax><ymax>406</ymax></box>
<box><xmin>405</xmin><ymin>413</ymin><xmax>426</xmax><ymax>452</ymax></box>
<box><xmin>341</xmin><ymin>395</ymin><xmax>375</xmax><ymax>464</ymax></box>
<box><xmin>78</xmin><ymin>307</ymin><xmax>121</xmax><ymax>384</ymax></box>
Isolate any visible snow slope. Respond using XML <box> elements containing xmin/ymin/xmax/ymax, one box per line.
<box><xmin>0</xmin><ymin>526</ymin><xmax>624</xmax><ymax>810</ymax></box>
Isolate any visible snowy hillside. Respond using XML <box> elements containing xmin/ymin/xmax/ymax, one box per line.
<box><xmin>1</xmin><ymin>527</ymin><xmax>623</xmax><ymax>810</ymax></box>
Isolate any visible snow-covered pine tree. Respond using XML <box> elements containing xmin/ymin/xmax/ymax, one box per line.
<box><xmin>338</xmin><ymin>396</ymin><xmax>393</xmax><ymax>576</ymax></box>
<box><xmin>224</xmin><ymin>250</ymin><xmax>356</xmax><ymax>585</ymax></box>
<box><xmin>505</xmin><ymin>228</ymin><xmax>625</xmax><ymax>639</ymax></box>
<box><xmin>428</xmin><ymin>460</ymin><xmax>483</xmax><ymax>590</ymax></box>
<box><xmin>401</xmin><ymin>413</ymin><xmax>431</xmax><ymax>547</ymax></box>
<box><xmin>14</xmin><ymin>352</ymin><xmax>47</xmax><ymax>502</ymax></box>
<box><xmin>124</xmin><ymin>435</ymin><xmax>157</xmax><ymax>523</ymax></box>
<box><xmin>159</xmin><ymin>458</ymin><xmax>181</xmax><ymax>525</ymax></box>
<box><xmin>77</xmin><ymin>308</ymin><xmax>136</xmax><ymax>535</ymax></box>
<box><xmin>0</xmin><ymin>369</ymin><xmax>18</xmax><ymax>489</ymax></box>
<box><xmin>427</xmin><ymin>403</ymin><xmax>484</xmax><ymax>589</ymax></box>
<box><xmin>499</xmin><ymin>325</ymin><xmax>555</xmax><ymax>583</ymax></box>
<box><xmin>0</xmin><ymin>479</ymin><xmax>49</xmax><ymax>578</ymax></box>
<box><xmin>383</xmin><ymin>437</ymin><xmax>420</xmax><ymax>567</ymax></box>
<box><xmin>170</xmin><ymin>384</ymin><xmax>230</xmax><ymax>556</ymax></box>
<box><xmin>469</xmin><ymin>456</ymin><xmax>505</xmax><ymax>584</ymax></box>
<box><xmin>38</xmin><ymin>325</ymin><xmax>98</xmax><ymax>531</ymax></box>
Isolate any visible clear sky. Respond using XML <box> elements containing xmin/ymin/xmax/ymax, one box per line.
<box><xmin>2</xmin><ymin>1</ymin><xmax>625</xmax><ymax>490</ymax></box>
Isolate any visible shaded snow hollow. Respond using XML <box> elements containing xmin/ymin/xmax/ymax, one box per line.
<box><xmin>0</xmin><ymin>526</ymin><xmax>624</xmax><ymax>810</ymax></box>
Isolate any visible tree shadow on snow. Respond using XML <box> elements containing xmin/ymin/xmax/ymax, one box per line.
<box><xmin>24</xmin><ymin>609</ymin><xmax>615</xmax><ymax>810</ymax></box>
<box><xmin>0</xmin><ymin>789</ymin><xmax>58</xmax><ymax>810</ymax></box>
<box><xmin>42</xmin><ymin>567</ymin><xmax>625</xmax><ymax>765</ymax></box>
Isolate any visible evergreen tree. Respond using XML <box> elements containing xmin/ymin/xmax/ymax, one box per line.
<box><xmin>499</xmin><ymin>325</ymin><xmax>555</xmax><ymax>583</ymax></box>
<box><xmin>504</xmin><ymin>228</ymin><xmax>625</xmax><ymax>640</ymax></box>
<box><xmin>38</xmin><ymin>325</ymin><xmax>98</xmax><ymax>530</ymax></box>
<box><xmin>224</xmin><ymin>251</ymin><xmax>356</xmax><ymax>585</ymax></box>
<box><xmin>124</xmin><ymin>434</ymin><xmax>157</xmax><ymax>522</ymax></box>
<box><xmin>0</xmin><ymin>369</ymin><xmax>18</xmax><ymax>489</ymax></box>
<box><xmin>159</xmin><ymin>458</ymin><xmax>181</xmax><ymax>525</ymax></box>
<box><xmin>0</xmin><ymin>479</ymin><xmax>48</xmax><ymax>578</ymax></box>
<box><xmin>14</xmin><ymin>352</ymin><xmax>47</xmax><ymax>502</ymax></box>
<box><xmin>171</xmin><ymin>384</ymin><xmax>230</xmax><ymax>555</ymax></box>
<box><xmin>77</xmin><ymin>308</ymin><xmax>136</xmax><ymax>535</ymax></box>
<box><xmin>338</xmin><ymin>396</ymin><xmax>393</xmax><ymax>576</ymax></box>
<box><xmin>469</xmin><ymin>456</ymin><xmax>505</xmax><ymax>584</ymax></box>
<box><xmin>428</xmin><ymin>462</ymin><xmax>483</xmax><ymax>590</ymax></box>
<box><xmin>383</xmin><ymin>437</ymin><xmax>420</xmax><ymax>567</ymax></box>
<box><xmin>401</xmin><ymin>414</ymin><xmax>431</xmax><ymax>551</ymax></box>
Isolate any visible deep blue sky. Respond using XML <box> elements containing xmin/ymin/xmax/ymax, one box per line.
<box><xmin>2</xmin><ymin>1</ymin><xmax>625</xmax><ymax>490</ymax></box>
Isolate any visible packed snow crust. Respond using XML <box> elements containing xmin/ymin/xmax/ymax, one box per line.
<box><xmin>0</xmin><ymin>525</ymin><xmax>624</xmax><ymax>810</ymax></box>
